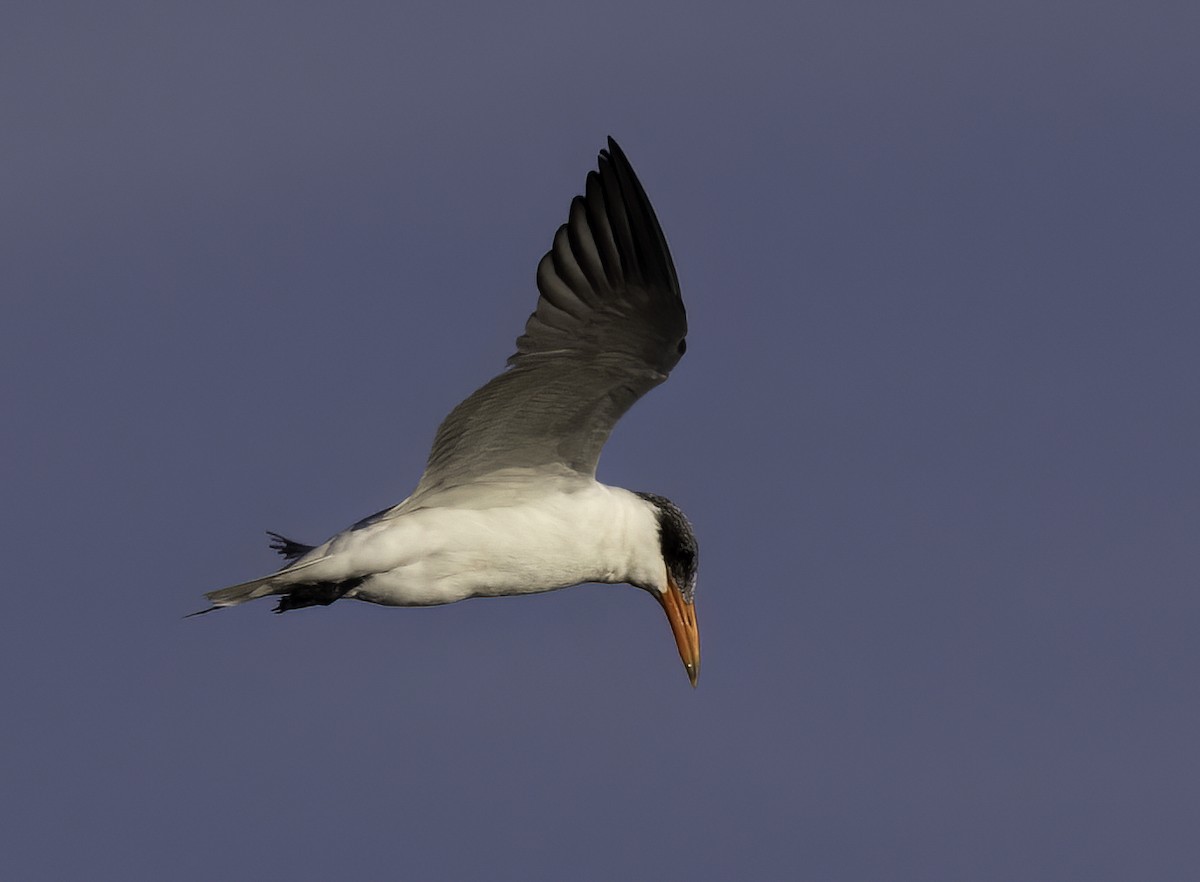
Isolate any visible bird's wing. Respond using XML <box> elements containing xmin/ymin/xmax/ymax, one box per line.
<box><xmin>412</xmin><ymin>137</ymin><xmax>687</xmax><ymax>498</ymax></box>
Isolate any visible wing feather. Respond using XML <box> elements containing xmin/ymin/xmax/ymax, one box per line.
<box><xmin>414</xmin><ymin>137</ymin><xmax>687</xmax><ymax>497</ymax></box>
<box><xmin>550</xmin><ymin>220</ymin><xmax>593</xmax><ymax>303</ymax></box>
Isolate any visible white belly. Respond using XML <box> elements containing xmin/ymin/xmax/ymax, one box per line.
<box><xmin>314</xmin><ymin>480</ymin><xmax>663</xmax><ymax>607</ymax></box>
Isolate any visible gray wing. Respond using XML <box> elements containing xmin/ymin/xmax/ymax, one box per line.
<box><xmin>413</xmin><ymin>137</ymin><xmax>687</xmax><ymax>497</ymax></box>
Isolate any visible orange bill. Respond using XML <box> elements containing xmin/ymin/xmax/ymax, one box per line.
<box><xmin>657</xmin><ymin>576</ymin><xmax>700</xmax><ymax>687</ymax></box>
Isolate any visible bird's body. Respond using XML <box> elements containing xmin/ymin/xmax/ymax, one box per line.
<box><xmin>263</xmin><ymin>475</ymin><xmax>664</xmax><ymax>608</ymax></box>
<box><xmin>199</xmin><ymin>138</ymin><xmax>701</xmax><ymax>685</ymax></box>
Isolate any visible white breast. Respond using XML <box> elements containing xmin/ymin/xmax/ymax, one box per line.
<box><xmin>317</xmin><ymin>479</ymin><xmax>665</xmax><ymax>607</ymax></box>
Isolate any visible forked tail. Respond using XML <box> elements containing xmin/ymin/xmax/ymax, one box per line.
<box><xmin>187</xmin><ymin>536</ymin><xmax>329</xmax><ymax>617</ymax></box>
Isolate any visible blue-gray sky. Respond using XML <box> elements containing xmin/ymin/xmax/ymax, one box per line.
<box><xmin>4</xmin><ymin>2</ymin><xmax>1199</xmax><ymax>879</ymax></box>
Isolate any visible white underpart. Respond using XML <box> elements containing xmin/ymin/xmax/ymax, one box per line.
<box><xmin>270</xmin><ymin>476</ymin><xmax>667</xmax><ymax>607</ymax></box>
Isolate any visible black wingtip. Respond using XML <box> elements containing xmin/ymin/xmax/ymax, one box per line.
<box><xmin>594</xmin><ymin>135</ymin><xmax>682</xmax><ymax>301</ymax></box>
<box><xmin>599</xmin><ymin>136</ymin><xmax>627</xmax><ymax>176</ymax></box>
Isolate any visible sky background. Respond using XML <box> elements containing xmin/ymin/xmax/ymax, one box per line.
<box><xmin>3</xmin><ymin>2</ymin><xmax>1199</xmax><ymax>879</ymax></box>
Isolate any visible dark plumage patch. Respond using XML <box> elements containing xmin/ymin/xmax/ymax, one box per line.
<box><xmin>274</xmin><ymin>578</ymin><xmax>363</xmax><ymax>613</ymax></box>
<box><xmin>635</xmin><ymin>492</ymin><xmax>699</xmax><ymax>603</ymax></box>
<box><xmin>266</xmin><ymin>531</ymin><xmax>315</xmax><ymax>562</ymax></box>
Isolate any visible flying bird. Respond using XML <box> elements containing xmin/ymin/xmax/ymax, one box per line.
<box><xmin>196</xmin><ymin>138</ymin><xmax>700</xmax><ymax>685</ymax></box>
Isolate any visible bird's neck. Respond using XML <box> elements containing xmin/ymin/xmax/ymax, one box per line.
<box><xmin>594</xmin><ymin>485</ymin><xmax>666</xmax><ymax>592</ymax></box>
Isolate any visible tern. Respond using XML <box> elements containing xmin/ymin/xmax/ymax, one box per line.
<box><xmin>196</xmin><ymin>138</ymin><xmax>700</xmax><ymax>685</ymax></box>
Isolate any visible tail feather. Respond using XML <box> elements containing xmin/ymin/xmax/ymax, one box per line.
<box><xmin>194</xmin><ymin>555</ymin><xmax>333</xmax><ymax>614</ymax></box>
<box><xmin>204</xmin><ymin>572</ymin><xmax>282</xmax><ymax>607</ymax></box>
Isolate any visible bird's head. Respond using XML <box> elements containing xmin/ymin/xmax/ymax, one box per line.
<box><xmin>636</xmin><ymin>492</ymin><xmax>700</xmax><ymax>687</ymax></box>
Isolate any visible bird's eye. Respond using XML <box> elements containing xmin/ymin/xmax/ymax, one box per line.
<box><xmin>677</xmin><ymin>338</ymin><xmax>687</xmax><ymax>355</ymax></box>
